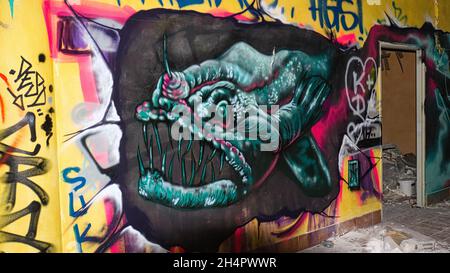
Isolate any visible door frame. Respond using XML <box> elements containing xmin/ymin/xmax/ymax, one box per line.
<box><xmin>378</xmin><ymin>42</ymin><xmax>427</xmax><ymax>207</ymax></box>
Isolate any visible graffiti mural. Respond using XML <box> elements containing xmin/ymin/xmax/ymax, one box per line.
<box><xmin>135</xmin><ymin>39</ymin><xmax>334</xmax><ymax>208</ymax></box>
<box><xmin>0</xmin><ymin>0</ymin><xmax>449</xmax><ymax>252</ymax></box>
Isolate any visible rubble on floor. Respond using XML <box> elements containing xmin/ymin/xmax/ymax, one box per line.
<box><xmin>382</xmin><ymin>144</ymin><xmax>417</xmax><ymax>204</ymax></box>
<box><xmin>429</xmin><ymin>199</ymin><xmax>450</xmax><ymax>208</ymax></box>
<box><xmin>301</xmin><ymin>146</ymin><xmax>450</xmax><ymax>253</ymax></box>
<box><xmin>300</xmin><ymin>223</ymin><xmax>450</xmax><ymax>253</ymax></box>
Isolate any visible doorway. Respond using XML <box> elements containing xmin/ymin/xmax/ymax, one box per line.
<box><xmin>379</xmin><ymin>43</ymin><xmax>426</xmax><ymax>208</ymax></box>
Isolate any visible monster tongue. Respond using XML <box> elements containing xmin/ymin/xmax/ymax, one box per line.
<box><xmin>141</xmin><ymin>122</ymin><xmax>238</xmax><ymax>187</ymax></box>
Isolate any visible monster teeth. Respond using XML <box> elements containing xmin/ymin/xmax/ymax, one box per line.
<box><xmin>177</xmin><ymin>136</ymin><xmax>183</xmax><ymax>161</ymax></box>
<box><xmin>210</xmin><ymin>162</ymin><xmax>215</xmax><ymax>182</ymax></box>
<box><xmin>189</xmin><ymin>156</ymin><xmax>196</xmax><ymax>186</ymax></box>
<box><xmin>198</xmin><ymin>142</ymin><xmax>204</xmax><ymax>167</ymax></box>
<box><xmin>161</xmin><ymin>148</ymin><xmax>167</xmax><ymax>174</ymax></box>
<box><xmin>168</xmin><ymin>154</ymin><xmax>174</xmax><ymax>182</ymax></box>
<box><xmin>149</xmin><ymin>135</ymin><xmax>154</xmax><ymax>170</ymax></box>
<box><xmin>137</xmin><ymin>146</ymin><xmax>145</xmax><ymax>176</ymax></box>
<box><xmin>208</xmin><ymin>149</ymin><xmax>217</xmax><ymax>162</ymax></box>
<box><xmin>186</xmin><ymin>137</ymin><xmax>193</xmax><ymax>153</ymax></box>
<box><xmin>200</xmin><ymin>163</ymin><xmax>208</xmax><ymax>185</ymax></box>
<box><xmin>167</xmin><ymin>125</ymin><xmax>173</xmax><ymax>148</ymax></box>
<box><xmin>219</xmin><ymin>152</ymin><xmax>225</xmax><ymax>173</ymax></box>
<box><xmin>142</xmin><ymin>125</ymin><xmax>148</xmax><ymax>150</ymax></box>
<box><xmin>181</xmin><ymin>154</ymin><xmax>187</xmax><ymax>186</ymax></box>
<box><xmin>152</xmin><ymin>123</ymin><xmax>163</xmax><ymax>156</ymax></box>
<box><xmin>156</xmin><ymin>109</ymin><xmax>252</xmax><ymax>185</ymax></box>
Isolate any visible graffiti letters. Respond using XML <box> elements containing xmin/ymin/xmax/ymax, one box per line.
<box><xmin>62</xmin><ymin>167</ymin><xmax>87</xmax><ymax>218</ymax></box>
<box><xmin>7</xmin><ymin>56</ymin><xmax>47</xmax><ymax>111</ymax></box>
<box><xmin>345</xmin><ymin>56</ymin><xmax>378</xmax><ymax>144</ymax></box>
<box><xmin>0</xmin><ymin>112</ymin><xmax>51</xmax><ymax>252</ymax></box>
<box><xmin>309</xmin><ymin>0</ymin><xmax>363</xmax><ymax>34</ymax></box>
<box><xmin>377</xmin><ymin>1</ymin><xmax>408</xmax><ymax>26</ymax></box>
<box><xmin>72</xmin><ymin>223</ymin><xmax>96</xmax><ymax>253</ymax></box>
<box><xmin>62</xmin><ymin>166</ymin><xmax>94</xmax><ymax>253</ymax></box>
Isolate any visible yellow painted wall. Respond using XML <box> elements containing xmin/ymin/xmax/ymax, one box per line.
<box><xmin>0</xmin><ymin>0</ymin><xmax>61</xmax><ymax>252</ymax></box>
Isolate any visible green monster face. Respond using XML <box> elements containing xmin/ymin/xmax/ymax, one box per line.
<box><xmin>135</xmin><ymin>39</ymin><xmax>333</xmax><ymax>209</ymax></box>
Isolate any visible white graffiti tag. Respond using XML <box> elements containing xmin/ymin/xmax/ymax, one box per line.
<box><xmin>345</xmin><ymin>56</ymin><xmax>378</xmax><ymax>144</ymax></box>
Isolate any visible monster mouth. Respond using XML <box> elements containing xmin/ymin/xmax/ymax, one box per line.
<box><xmin>137</xmin><ymin>121</ymin><xmax>254</xmax><ymax>209</ymax></box>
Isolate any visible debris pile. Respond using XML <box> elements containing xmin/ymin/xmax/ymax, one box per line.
<box><xmin>382</xmin><ymin>144</ymin><xmax>417</xmax><ymax>197</ymax></box>
<box><xmin>301</xmin><ymin>224</ymin><xmax>446</xmax><ymax>253</ymax></box>
<box><xmin>370</xmin><ymin>226</ymin><xmax>438</xmax><ymax>253</ymax></box>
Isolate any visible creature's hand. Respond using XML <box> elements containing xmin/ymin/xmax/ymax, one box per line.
<box><xmin>278</xmin><ymin>76</ymin><xmax>330</xmax><ymax>147</ymax></box>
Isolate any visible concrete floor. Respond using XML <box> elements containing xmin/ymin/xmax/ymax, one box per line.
<box><xmin>383</xmin><ymin>200</ymin><xmax>450</xmax><ymax>246</ymax></box>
